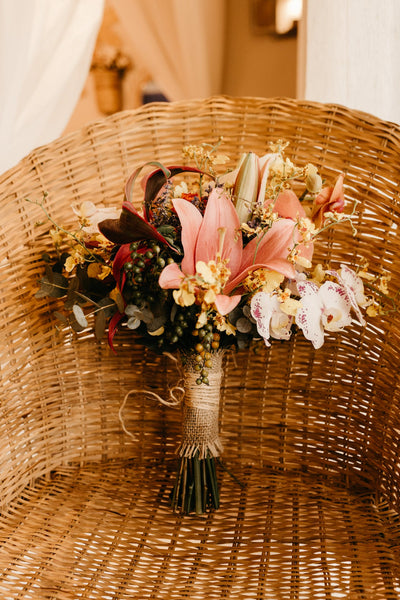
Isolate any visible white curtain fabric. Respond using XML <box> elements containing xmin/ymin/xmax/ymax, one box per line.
<box><xmin>110</xmin><ymin>0</ymin><xmax>226</xmax><ymax>101</ymax></box>
<box><xmin>0</xmin><ymin>0</ymin><xmax>104</xmax><ymax>175</ymax></box>
<box><xmin>298</xmin><ymin>0</ymin><xmax>400</xmax><ymax>124</ymax></box>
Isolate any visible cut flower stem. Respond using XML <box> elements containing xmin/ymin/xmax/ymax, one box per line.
<box><xmin>170</xmin><ymin>451</ymin><xmax>220</xmax><ymax>514</ymax></box>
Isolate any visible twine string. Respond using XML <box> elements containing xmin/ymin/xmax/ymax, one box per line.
<box><xmin>119</xmin><ymin>351</ymin><xmax>225</xmax><ymax>457</ymax></box>
<box><xmin>118</xmin><ymin>385</ymin><xmax>184</xmax><ymax>441</ymax></box>
<box><xmin>119</xmin><ymin>352</ymin><xmax>186</xmax><ymax>439</ymax></box>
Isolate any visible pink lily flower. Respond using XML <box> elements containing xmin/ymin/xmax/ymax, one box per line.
<box><xmin>159</xmin><ymin>187</ymin><xmax>297</xmax><ymax>316</ymax></box>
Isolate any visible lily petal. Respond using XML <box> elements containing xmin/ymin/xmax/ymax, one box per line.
<box><xmin>172</xmin><ymin>198</ymin><xmax>203</xmax><ymax>275</ymax></box>
<box><xmin>242</xmin><ymin>219</ymin><xmax>295</xmax><ymax>264</ymax></box>
<box><xmin>195</xmin><ymin>187</ymin><xmax>242</xmax><ymax>274</ymax></box>
<box><xmin>225</xmin><ymin>258</ymin><xmax>295</xmax><ymax>295</ymax></box>
<box><xmin>158</xmin><ymin>261</ymin><xmax>184</xmax><ymax>289</ymax></box>
<box><xmin>272</xmin><ymin>189</ymin><xmax>306</xmax><ymax>220</ymax></box>
<box><xmin>214</xmin><ymin>293</ymin><xmax>241</xmax><ymax>316</ymax></box>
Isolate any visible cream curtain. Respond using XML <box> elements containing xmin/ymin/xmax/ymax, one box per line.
<box><xmin>298</xmin><ymin>0</ymin><xmax>400</xmax><ymax>124</ymax></box>
<box><xmin>110</xmin><ymin>0</ymin><xmax>226</xmax><ymax>101</ymax></box>
<box><xmin>0</xmin><ymin>0</ymin><xmax>104</xmax><ymax>175</ymax></box>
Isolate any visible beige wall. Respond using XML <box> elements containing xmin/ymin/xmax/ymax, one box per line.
<box><xmin>65</xmin><ymin>0</ymin><xmax>298</xmax><ymax>134</ymax></box>
<box><xmin>223</xmin><ymin>0</ymin><xmax>297</xmax><ymax>98</ymax></box>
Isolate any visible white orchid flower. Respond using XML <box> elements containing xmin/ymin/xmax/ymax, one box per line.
<box><xmin>326</xmin><ymin>264</ymin><xmax>368</xmax><ymax>326</ymax></box>
<box><xmin>251</xmin><ymin>292</ymin><xmax>293</xmax><ymax>347</ymax></box>
<box><xmin>295</xmin><ymin>280</ymin><xmax>352</xmax><ymax>349</ymax></box>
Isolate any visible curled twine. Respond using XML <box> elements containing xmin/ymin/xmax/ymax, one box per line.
<box><xmin>118</xmin><ymin>351</ymin><xmax>228</xmax><ymax>448</ymax></box>
<box><xmin>118</xmin><ymin>353</ymin><xmax>185</xmax><ymax>441</ymax></box>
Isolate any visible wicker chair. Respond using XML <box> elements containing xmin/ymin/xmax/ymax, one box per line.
<box><xmin>0</xmin><ymin>96</ymin><xmax>399</xmax><ymax>599</ymax></box>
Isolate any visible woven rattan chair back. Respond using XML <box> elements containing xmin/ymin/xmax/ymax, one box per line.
<box><xmin>0</xmin><ymin>97</ymin><xmax>399</xmax><ymax>599</ymax></box>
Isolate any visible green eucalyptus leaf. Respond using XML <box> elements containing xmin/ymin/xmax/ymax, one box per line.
<box><xmin>95</xmin><ymin>308</ymin><xmax>107</xmax><ymax>340</ymax></box>
<box><xmin>64</xmin><ymin>277</ymin><xmax>81</xmax><ymax>309</ymax></box>
<box><xmin>72</xmin><ymin>304</ymin><xmax>88</xmax><ymax>328</ymax></box>
<box><xmin>54</xmin><ymin>311</ymin><xmax>68</xmax><ymax>324</ymax></box>
<box><xmin>97</xmin><ymin>297</ymin><xmax>117</xmax><ymax>319</ymax></box>
<box><xmin>35</xmin><ymin>273</ymin><xmax>68</xmax><ymax>299</ymax></box>
<box><xmin>45</xmin><ymin>264</ymin><xmax>54</xmax><ymax>282</ymax></box>
<box><xmin>69</xmin><ymin>317</ymin><xmax>86</xmax><ymax>333</ymax></box>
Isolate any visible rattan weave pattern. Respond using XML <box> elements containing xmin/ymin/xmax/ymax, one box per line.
<box><xmin>0</xmin><ymin>96</ymin><xmax>400</xmax><ymax>599</ymax></box>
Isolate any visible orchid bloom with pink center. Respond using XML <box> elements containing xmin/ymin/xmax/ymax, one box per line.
<box><xmin>295</xmin><ymin>280</ymin><xmax>352</xmax><ymax>349</ymax></box>
<box><xmin>158</xmin><ymin>187</ymin><xmax>298</xmax><ymax>316</ymax></box>
<box><xmin>251</xmin><ymin>292</ymin><xmax>293</xmax><ymax>346</ymax></box>
<box><xmin>326</xmin><ymin>264</ymin><xmax>368</xmax><ymax>326</ymax></box>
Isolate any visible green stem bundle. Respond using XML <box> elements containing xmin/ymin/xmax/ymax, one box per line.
<box><xmin>169</xmin><ymin>351</ymin><xmax>224</xmax><ymax>515</ymax></box>
<box><xmin>170</xmin><ymin>452</ymin><xmax>219</xmax><ymax>514</ymax></box>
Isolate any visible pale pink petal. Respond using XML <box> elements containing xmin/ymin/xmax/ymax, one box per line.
<box><xmin>214</xmin><ymin>294</ymin><xmax>241</xmax><ymax>316</ymax></box>
<box><xmin>172</xmin><ymin>198</ymin><xmax>203</xmax><ymax>275</ymax></box>
<box><xmin>297</xmin><ymin>240</ymin><xmax>314</xmax><ymax>263</ymax></box>
<box><xmin>272</xmin><ymin>189</ymin><xmax>306</xmax><ymax>219</ymax></box>
<box><xmin>312</xmin><ymin>174</ymin><xmax>345</xmax><ymax>227</ymax></box>
<box><xmin>258</xmin><ymin>153</ymin><xmax>275</xmax><ymax>170</ymax></box>
<box><xmin>224</xmin><ymin>258</ymin><xmax>295</xmax><ymax>295</ymax></box>
<box><xmin>218</xmin><ymin>166</ymin><xmax>240</xmax><ymax>187</ymax></box>
<box><xmin>195</xmin><ymin>187</ymin><xmax>242</xmax><ymax>274</ymax></box>
<box><xmin>266</xmin><ymin>191</ymin><xmax>313</xmax><ymax>262</ymax></box>
<box><xmin>224</xmin><ymin>219</ymin><xmax>299</xmax><ymax>294</ymax></box>
<box><xmin>158</xmin><ymin>262</ymin><xmax>184</xmax><ymax>289</ymax></box>
<box><xmin>242</xmin><ymin>219</ymin><xmax>295</xmax><ymax>266</ymax></box>
<box><xmin>224</xmin><ymin>219</ymin><xmax>297</xmax><ymax>293</ymax></box>
<box><xmin>330</xmin><ymin>174</ymin><xmax>345</xmax><ymax>212</ymax></box>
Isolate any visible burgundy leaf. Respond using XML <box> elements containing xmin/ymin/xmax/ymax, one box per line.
<box><xmin>141</xmin><ymin>165</ymin><xmax>207</xmax><ymax>221</ymax></box>
<box><xmin>107</xmin><ymin>310</ymin><xmax>124</xmax><ymax>353</ymax></box>
<box><xmin>98</xmin><ymin>201</ymin><xmax>171</xmax><ymax>246</ymax></box>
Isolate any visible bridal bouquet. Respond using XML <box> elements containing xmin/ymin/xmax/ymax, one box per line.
<box><xmin>33</xmin><ymin>141</ymin><xmax>389</xmax><ymax>514</ymax></box>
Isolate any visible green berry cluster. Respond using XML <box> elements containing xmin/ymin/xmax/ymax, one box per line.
<box><xmin>192</xmin><ymin>325</ymin><xmax>221</xmax><ymax>385</ymax></box>
<box><xmin>122</xmin><ymin>240</ymin><xmax>201</xmax><ymax>353</ymax></box>
<box><xmin>122</xmin><ymin>240</ymin><xmax>171</xmax><ymax>305</ymax></box>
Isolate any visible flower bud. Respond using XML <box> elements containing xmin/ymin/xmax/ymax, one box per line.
<box><xmin>233</xmin><ymin>152</ymin><xmax>259</xmax><ymax>223</ymax></box>
<box><xmin>305</xmin><ymin>163</ymin><xmax>322</xmax><ymax>195</ymax></box>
